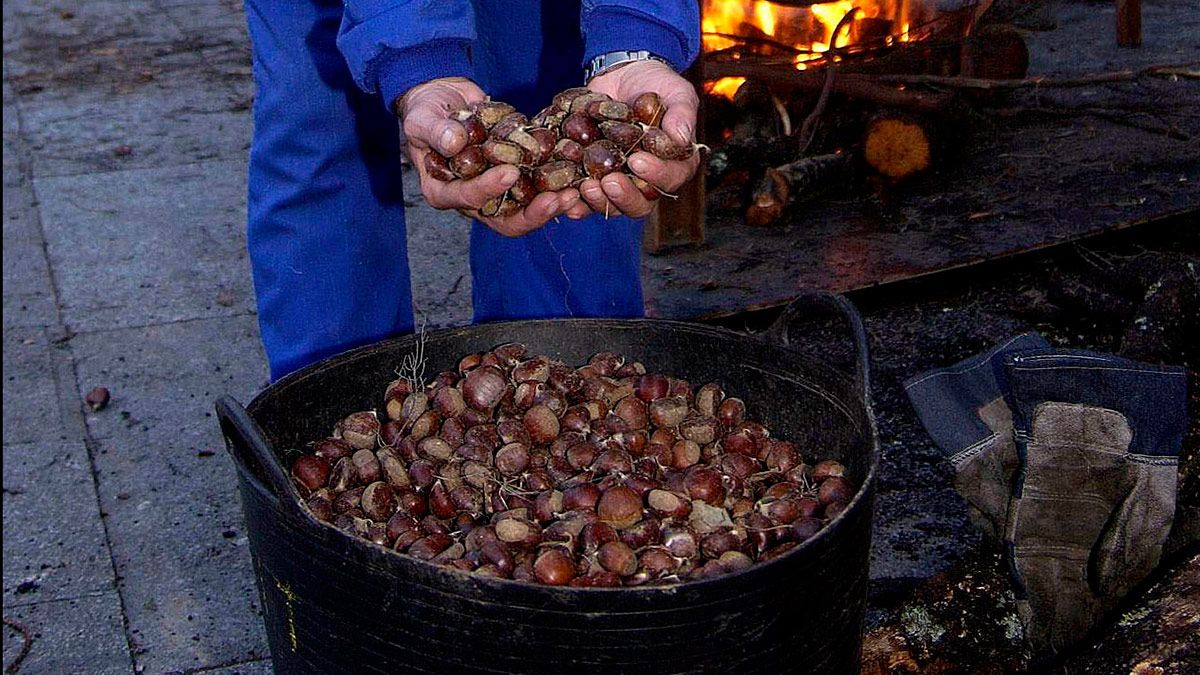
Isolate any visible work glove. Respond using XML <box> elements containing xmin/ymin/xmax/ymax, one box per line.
<box><xmin>400</xmin><ymin>77</ymin><xmax>582</xmax><ymax>237</ymax></box>
<box><xmin>575</xmin><ymin>60</ymin><xmax>701</xmax><ymax>220</ymax></box>
<box><xmin>1002</xmin><ymin>350</ymin><xmax>1186</xmax><ymax>654</ymax></box>
<box><xmin>905</xmin><ymin>333</ymin><xmax>1051</xmax><ymax>541</ymax></box>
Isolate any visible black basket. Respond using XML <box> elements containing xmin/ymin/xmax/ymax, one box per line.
<box><xmin>217</xmin><ymin>292</ymin><xmax>879</xmax><ymax>674</ymax></box>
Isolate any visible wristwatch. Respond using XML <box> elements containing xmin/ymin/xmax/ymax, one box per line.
<box><xmin>584</xmin><ymin>50</ymin><xmax>670</xmax><ymax>82</ymax></box>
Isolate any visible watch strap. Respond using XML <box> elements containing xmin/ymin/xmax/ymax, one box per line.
<box><xmin>584</xmin><ymin>50</ymin><xmax>669</xmax><ymax>82</ymax></box>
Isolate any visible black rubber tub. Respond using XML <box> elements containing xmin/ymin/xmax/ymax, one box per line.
<box><xmin>216</xmin><ymin>293</ymin><xmax>878</xmax><ymax>674</ymax></box>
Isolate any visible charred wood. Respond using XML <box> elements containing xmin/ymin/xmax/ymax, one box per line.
<box><xmin>745</xmin><ymin>153</ymin><xmax>855</xmax><ymax>227</ymax></box>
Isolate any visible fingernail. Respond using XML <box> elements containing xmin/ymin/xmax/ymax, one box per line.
<box><xmin>629</xmin><ymin>156</ymin><xmax>650</xmax><ymax>173</ymax></box>
<box><xmin>439</xmin><ymin>127</ymin><xmax>457</xmax><ymax>153</ymax></box>
<box><xmin>606</xmin><ymin>181</ymin><xmax>625</xmax><ymax>198</ymax></box>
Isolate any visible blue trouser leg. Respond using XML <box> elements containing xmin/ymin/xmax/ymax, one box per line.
<box><xmin>470</xmin><ymin>215</ymin><xmax>645</xmax><ymax>322</ymax></box>
<box><xmin>244</xmin><ymin>0</ymin><xmax>413</xmax><ymax>381</ymax></box>
<box><xmin>469</xmin><ymin>1</ymin><xmax>645</xmax><ymax>322</ymax></box>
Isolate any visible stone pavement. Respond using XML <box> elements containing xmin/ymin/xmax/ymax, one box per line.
<box><xmin>2</xmin><ymin>0</ymin><xmax>469</xmax><ymax>672</ymax></box>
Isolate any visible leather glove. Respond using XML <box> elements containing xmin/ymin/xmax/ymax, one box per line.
<box><xmin>1002</xmin><ymin>350</ymin><xmax>1186</xmax><ymax>654</ymax></box>
<box><xmin>905</xmin><ymin>333</ymin><xmax>1050</xmax><ymax>541</ymax></box>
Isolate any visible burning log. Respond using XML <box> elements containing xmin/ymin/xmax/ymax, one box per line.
<box><xmin>745</xmin><ymin>152</ymin><xmax>855</xmax><ymax>227</ymax></box>
<box><xmin>862</xmin><ymin>112</ymin><xmax>933</xmax><ymax>181</ymax></box>
<box><xmin>703</xmin><ymin>60</ymin><xmax>958</xmax><ymax>115</ymax></box>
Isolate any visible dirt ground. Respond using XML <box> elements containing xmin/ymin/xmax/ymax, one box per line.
<box><xmin>831</xmin><ymin>218</ymin><xmax>1199</xmax><ymax>671</ymax></box>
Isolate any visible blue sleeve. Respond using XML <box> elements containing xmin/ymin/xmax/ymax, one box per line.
<box><xmin>336</xmin><ymin>1</ymin><xmax>477</xmax><ymax>111</ymax></box>
<box><xmin>580</xmin><ymin>0</ymin><xmax>701</xmax><ymax>74</ymax></box>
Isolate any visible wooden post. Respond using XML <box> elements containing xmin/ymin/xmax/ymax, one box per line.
<box><xmin>643</xmin><ymin>168</ymin><xmax>705</xmax><ymax>252</ymax></box>
<box><xmin>1117</xmin><ymin>0</ymin><xmax>1142</xmax><ymax>47</ymax></box>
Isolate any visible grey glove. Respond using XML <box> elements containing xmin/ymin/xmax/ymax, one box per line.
<box><xmin>1002</xmin><ymin>351</ymin><xmax>1185</xmax><ymax>654</ymax></box>
<box><xmin>905</xmin><ymin>333</ymin><xmax>1050</xmax><ymax>541</ymax></box>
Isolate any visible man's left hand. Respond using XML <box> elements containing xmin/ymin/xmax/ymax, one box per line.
<box><xmin>568</xmin><ymin>59</ymin><xmax>700</xmax><ymax>220</ymax></box>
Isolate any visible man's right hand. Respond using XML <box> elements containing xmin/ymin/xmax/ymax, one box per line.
<box><xmin>400</xmin><ymin>77</ymin><xmax>582</xmax><ymax>237</ymax></box>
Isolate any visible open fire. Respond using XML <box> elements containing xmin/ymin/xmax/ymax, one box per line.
<box><xmin>702</xmin><ymin>0</ymin><xmax>974</xmax><ymax>97</ymax></box>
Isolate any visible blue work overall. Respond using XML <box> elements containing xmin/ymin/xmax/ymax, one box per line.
<box><xmin>244</xmin><ymin>0</ymin><xmax>699</xmax><ymax>379</ymax></box>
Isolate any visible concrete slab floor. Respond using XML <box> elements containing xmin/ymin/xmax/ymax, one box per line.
<box><xmin>3</xmin><ymin>0</ymin><xmax>1194</xmax><ymax>673</ymax></box>
<box><xmin>1</xmin><ymin>0</ymin><xmax>468</xmax><ymax>670</ymax></box>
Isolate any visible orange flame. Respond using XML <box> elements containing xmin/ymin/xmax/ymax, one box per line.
<box><xmin>703</xmin><ymin>0</ymin><xmax>934</xmax><ymax>95</ymax></box>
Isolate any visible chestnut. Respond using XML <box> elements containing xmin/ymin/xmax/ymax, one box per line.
<box><xmin>598</xmin><ymin>120</ymin><xmax>642</xmax><ymax>152</ymax></box>
<box><xmin>533</xmin><ymin>489</ymin><xmax>564</xmax><ymax>523</ymax></box>
<box><xmin>587</xmin><ymin>99</ymin><xmax>632</xmax><ymax>122</ymax></box>
<box><xmin>338</xmin><ymin>411</ymin><xmax>380</xmax><ymax>450</ymax></box>
<box><xmin>553</xmin><ymin>87</ymin><xmax>592</xmax><ymax>113</ymax></box>
<box><xmin>495</xmin><ymin>442</ymin><xmax>530</xmax><ymax>477</ymax></box>
<box><xmin>351</xmin><ymin>449</ymin><xmax>382</xmax><ymax>484</ymax></box>
<box><xmin>580</xmin><ymin>522</ymin><xmax>619</xmax><ymax>552</ymax></box>
<box><xmin>523</xmin><ymin>404</ymin><xmax>560</xmax><ymax>445</ymax></box>
<box><xmin>495</xmin><ymin>518</ymin><xmax>541</xmax><ymax>548</ymax></box>
<box><xmin>640</xmin><ymin>127</ymin><xmax>694</xmax><ymax>161</ymax></box>
<box><xmin>628</xmin><ymin>175</ymin><xmax>660</xmax><ymax>201</ymax></box>
<box><xmin>463</xmin><ymin>366</ymin><xmax>507</xmax><ymax>411</ymax></box>
<box><xmin>471</xmin><ymin>101</ymin><xmax>516</xmax><ymax>128</ymax></box>
<box><xmin>597</xmin><ymin>541</ymin><xmax>638</xmax><ymax>576</ymax></box>
<box><xmin>490</xmin><ymin>111</ymin><xmax>529</xmax><ymax>140</ymax></box>
<box><xmin>449</xmin><ymin>145</ymin><xmax>488</xmax><ymax>180</ymax></box>
<box><xmin>409</xmin><ymin>534</ymin><xmax>454</xmax><ymax>561</ymax></box>
<box><xmin>613</xmin><ymin>397</ymin><xmax>649</xmax><ymax>430</ymax></box>
<box><xmin>597</xmin><ymin>486</ymin><xmax>643</xmax><ymax>529</ymax></box>
<box><xmin>791</xmin><ymin>516</ymin><xmax>823</xmax><ymax>542</ymax></box>
<box><xmin>717</xmin><ymin>398</ymin><xmax>747</xmax><ymax>427</ymax></box>
<box><xmin>649</xmin><ymin>396</ymin><xmax>689</xmax><ymax>428</ymax></box>
<box><xmin>647</xmin><ymin>489</ymin><xmax>691</xmax><ymax>520</ymax></box>
<box><xmin>532</xmin><ymin>161</ymin><xmax>579</xmax><ymax>192</ymax></box>
<box><xmin>563</xmin><ymin>112</ymin><xmax>602</xmax><ymax>145</ymax></box>
<box><xmin>292</xmin><ymin>454</ymin><xmax>330</xmax><ymax>493</ymax></box>
<box><xmin>811</xmin><ymin>459</ymin><xmax>846</xmax><ymax>482</ymax></box>
<box><xmin>552</xmin><ymin>138</ymin><xmax>584</xmax><ymax>163</ymax></box>
<box><xmin>361</xmin><ymin>482</ymin><xmax>398</xmax><ymax>521</ymax></box>
<box><xmin>306</xmin><ymin>494</ymin><xmax>333</xmax><ymax>522</ymax></box>
<box><xmin>534</xmin><ymin>548</ymin><xmax>576</xmax><ymax>586</ymax></box>
<box><xmin>818</xmin><ymin>476</ymin><xmax>855</xmax><ymax>506</ymax></box>
<box><xmin>684</xmin><ymin>467</ymin><xmax>726</xmax><ymax>506</ymax></box>
<box><xmin>569</xmin><ymin>91</ymin><xmax>609</xmax><ymax>114</ymax></box>
<box><xmin>583</xmin><ymin>140</ymin><xmax>623</xmax><ymax>179</ymax></box>
<box><xmin>631</xmin><ymin>91</ymin><xmax>665</xmax><ymax>126</ymax></box>
<box><xmin>417</xmin><ymin>437</ymin><xmax>454</xmax><ymax>462</ymax></box>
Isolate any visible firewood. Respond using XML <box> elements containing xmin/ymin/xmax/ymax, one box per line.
<box><xmin>745</xmin><ymin>153</ymin><xmax>854</xmax><ymax>227</ymax></box>
<box><xmin>706</xmin><ymin>80</ymin><xmax>791</xmax><ymax>186</ymax></box>
<box><xmin>862</xmin><ymin>112</ymin><xmax>933</xmax><ymax>181</ymax></box>
<box><xmin>1117</xmin><ymin>0</ymin><xmax>1142</xmax><ymax>47</ymax></box>
<box><xmin>960</xmin><ymin>24</ymin><xmax>1029</xmax><ymax>80</ymax></box>
<box><xmin>703</xmin><ymin>60</ymin><xmax>958</xmax><ymax>114</ymax></box>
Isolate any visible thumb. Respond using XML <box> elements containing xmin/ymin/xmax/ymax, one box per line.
<box><xmin>404</xmin><ymin>101</ymin><xmax>469</xmax><ymax>157</ymax></box>
<box><xmin>659</xmin><ymin>87</ymin><xmax>699</xmax><ymax>147</ymax></box>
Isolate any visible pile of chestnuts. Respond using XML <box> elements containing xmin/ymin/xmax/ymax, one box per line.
<box><xmin>423</xmin><ymin>89</ymin><xmax>698</xmax><ymax>218</ymax></box>
<box><xmin>289</xmin><ymin>344</ymin><xmax>857</xmax><ymax>587</ymax></box>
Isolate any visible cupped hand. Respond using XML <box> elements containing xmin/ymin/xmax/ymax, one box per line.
<box><xmin>401</xmin><ymin>77</ymin><xmax>580</xmax><ymax>237</ymax></box>
<box><xmin>575</xmin><ymin>60</ymin><xmax>701</xmax><ymax>219</ymax></box>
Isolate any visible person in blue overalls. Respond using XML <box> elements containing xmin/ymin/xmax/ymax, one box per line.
<box><xmin>245</xmin><ymin>0</ymin><xmax>702</xmax><ymax>380</ymax></box>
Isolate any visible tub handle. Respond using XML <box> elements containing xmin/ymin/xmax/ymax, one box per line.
<box><xmin>766</xmin><ymin>292</ymin><xmax>871</xmax><ymax>400</ymax></box>
<box><xmin>216</xmin><ymin>395</ymin><xmax>303</xmax><ymax>516</ymax></box>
